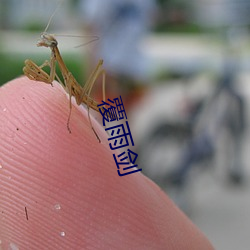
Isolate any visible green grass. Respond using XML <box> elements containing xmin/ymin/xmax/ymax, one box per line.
<box><xmin>0</xmin><ymin>53</ymin><xmax>86</xmax><ymax>87</ymax></box>
<box><xmin>0</xmin><ymin>54</ymin><xmax>24</xmax><ymax>86</ymax></box>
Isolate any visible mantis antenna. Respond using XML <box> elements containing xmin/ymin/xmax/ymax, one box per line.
<box><xmin>43</xmin><ymin>0</ymin><xmax>99</xmax><ymax>48</ymax></box>
<box><xmin>44</xmin><ymin>0</ymin><xmax>63</xmax><ymax>33</ymax></box>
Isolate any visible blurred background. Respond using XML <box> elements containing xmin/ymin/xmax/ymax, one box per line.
<box><xmin>1</xmin><ymin>0</ymin><xmax>250</xmax><ymax>249</ymax></box>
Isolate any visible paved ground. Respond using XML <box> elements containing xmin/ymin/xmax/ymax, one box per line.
<box><xmin>189</xmin><ymin>109</ymin><xmax>250</xmax><ymax>250</ymax></box>
<box><xmin>189</xmin><ymin>78</ymin><xmax>250</xmax><ymax>250</ymax></box>
<box><xmin>133</xmin><ymin>80</ymin><xmax>250</xmax><ymax>250</ymax></box>
<box><xmin>193</xmin><ymin>176</ymin><xmax>250</xmax><ymax>250</ymax></box>
<box><xmin>134</xmin><ymin>33</ymin><xmax>250</xmax><ymax>250</ymax></box>
<box><xmin>132</xmin><ymin>77</ymin><xmax>250</xmax><ymax>250</ymax></box>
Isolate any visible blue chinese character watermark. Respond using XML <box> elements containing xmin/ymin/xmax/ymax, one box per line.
<box><xmin>98</xmin><ymin>96</ymin><xmax>127</xmax><ymax>126</ymax></box>
<box><xmin>113</xmin><ymin>149</ymin><xmax>141</xmax><ymax>176</ymax></box>
<box><xmin>98</xmin><ymin>96</ymin><xmax>141</xmax><ymax>176</ymax></box>
<box><xmin>105</xmin><ymin>121</ymin><xmax>134</xmax><ymax>150</ymax></box>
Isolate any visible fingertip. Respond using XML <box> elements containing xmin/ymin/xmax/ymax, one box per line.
<box><xmin>0</xmin><ymin>76</ymin><xmax>112</xmax><ymax>248</ymax></box>
<box><xmin>0</xmin><ymin>77</ymin><xmax>213</xmax><ymax>249</ymax></box>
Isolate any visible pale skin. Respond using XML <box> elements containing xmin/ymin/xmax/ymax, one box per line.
<box><xmin>23</xmin><ymin>32</ymin><xmax>106</xmax><ymax>142</ymax></box>
<box><xmin>0</xmin><ymin>77</ymin><xmax>214</xmax><ymax>249</ymax></box>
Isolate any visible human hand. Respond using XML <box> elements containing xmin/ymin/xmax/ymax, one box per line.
<box><xmin>0</xmin><ymin>77</ymin><xmax>213</xmax><ymax>249</ymax></box>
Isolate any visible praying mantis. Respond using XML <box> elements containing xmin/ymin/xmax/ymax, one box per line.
<box><xmin>23</xmin><ymin>20</ymin><xmax>105</xmax><ymax>142</ymax></box>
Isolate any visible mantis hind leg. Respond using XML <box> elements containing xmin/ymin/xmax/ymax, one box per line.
<box><xmin>65</xmin><ymin>72</ymin><xmax>100</xmax><ymax>140</ymax></box>
<box><xmin>87</xmin><ymin>105</ymin><xmax>101</xmax><ymax>142</ymax></box>
<box><xmin>85</xmin><ymin>70</ymin><xmax>105</xmax><ymax>143</ymax></box>
<box><xmin>65</xmin><ymin>73</ymin><xmax>74</xmax><ymax>134</ymax></box>
<box><xmin>83</xmin><ymin>60</ymin><xmax>106</xmax><ymax>142</ymax></box>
